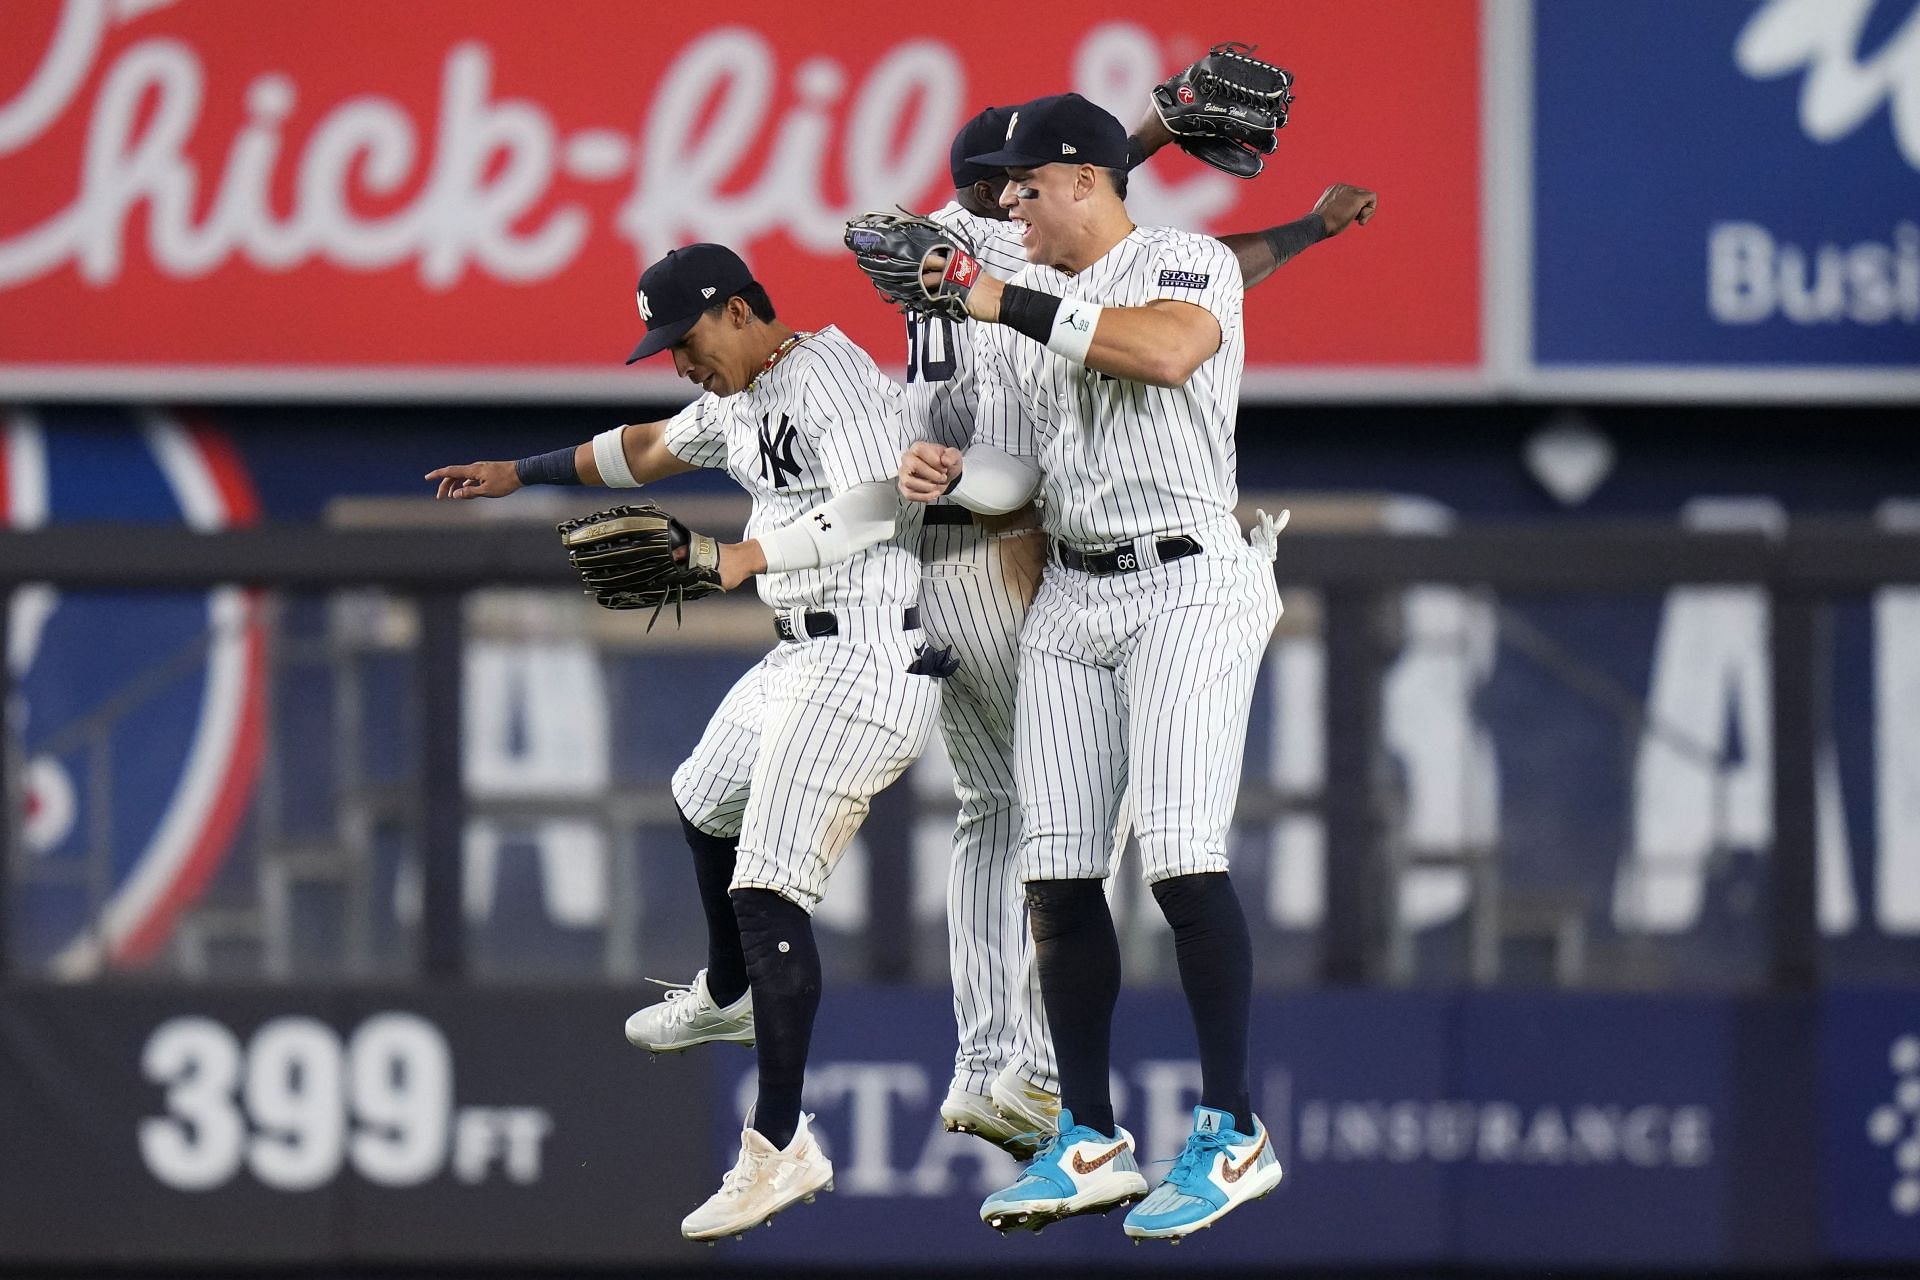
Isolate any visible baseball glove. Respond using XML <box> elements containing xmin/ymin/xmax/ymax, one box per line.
<box><xmin>557</xmin><ymin>502</ymin><xmax>724</xmax><ymax>629</ymax></box>
<box><xmin>1153</xmin><ymin>42</ymin><xmax>1295</xmax><ymax>179</ymax></box>
<box><xmin>843</xmin><ymin>211</ymin><xmax>980</xmax><ymax>322</ymax></box>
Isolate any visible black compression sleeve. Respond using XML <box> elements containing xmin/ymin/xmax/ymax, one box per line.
<box><xmin>1262</xmin><ymin>213</ymin><xmax>1331</xmax><ymax>268</ymax></box>
<box><xmin>513</xmin><ymin>445</ymin><xmax>580</xmax><ymax>486</ymax></box>
<box><xmin>997</xmin><ymin>284</ymin><xmax>1062</xmax><ymax>345</ymax></box>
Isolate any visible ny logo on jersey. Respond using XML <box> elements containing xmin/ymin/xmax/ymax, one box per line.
<box><xmin>758</xmin><ymin>413</ymin><xmax>802</xmax><ymax>489</ymax></box>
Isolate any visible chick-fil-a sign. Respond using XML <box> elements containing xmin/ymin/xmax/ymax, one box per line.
<box><xmin>0</xmin><ymin>0</ymin><xmax>1480</xmax><ymax>397</ymax></box>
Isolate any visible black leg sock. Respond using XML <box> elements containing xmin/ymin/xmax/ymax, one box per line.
<box><xmin>1026</xmin><ymin>878</ymin><xmax>1121</xmax><ymax>1138</ymax></box>
<box><xmin>1151</xmin><ymin>872</ymin><xmax>1254</xmax><ymax>1134</ymax></box>
<box><xmin>679</xmin><ymin>808</ymin><xmax>748</xmax><ymax>1005</ymax></box>
<box><xmin>731</xmin><ymin>887</ymin><xmax>821</xmax><ymax>1150</ymax></box>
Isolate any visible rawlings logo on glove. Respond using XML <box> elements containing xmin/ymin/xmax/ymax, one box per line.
<box><xmin>1154</xmin><ymin>41</ymin><xmax>1295</xmax><ymax>180</ymax></box>
<box><xmin>843</xmin><ymin>211</ymin><xmax>980</xmax><ymax>322</ymax></box>
<box><xmin>558</xmin><ymin>502</ymin><xmax>725</xmax><ymax>629</ymax></box>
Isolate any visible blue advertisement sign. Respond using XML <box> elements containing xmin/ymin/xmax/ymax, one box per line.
<box><xmin>1821</xmin><ymin>988</ymin><xmax>1920</xmax><ymax>1262</ymax></box>
<box><xmin>700</xmin><ymin>989</ymin><xmax>1793</xmax><ymax>1269</ymax></box>
<box><xmin>1531</xmin><ymin>0</ymin><xmax>1920</xmax><ymax>370</ymax></box>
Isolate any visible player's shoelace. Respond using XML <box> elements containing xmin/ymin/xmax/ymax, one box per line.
<box><xmin>1160</xmin><ymin>1129</ymin><xmax>1236</xmax><ymax>1186</ymax></box>
<box><xmin>716</xmin><ymin>1146</ymin><xmax>769</xmax><ymax>1199</ymax></box>
<box><xmin>641</xmin><ymin>977</ymin><xmax>705</xmax><ymax>1025</ymax></box>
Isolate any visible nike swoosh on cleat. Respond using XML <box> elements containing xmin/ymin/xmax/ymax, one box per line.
<box><xmin>1071</xmin><ymin>1141</ymin><xmax>1128</xmax><ymax>1175</ymax></box>
<box><xmin>1220</xmin><ymin>1131</ymin><xmax>1269</xmax><ymax>1183</ymax></box>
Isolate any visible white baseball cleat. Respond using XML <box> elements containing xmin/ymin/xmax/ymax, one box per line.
<box><xmin>682</xmin><ymin>1112</ymin><xmax>834</xmax><ymax>1242</ymax></box>
<box><xmin>624</xmin><ymin>968</ymin><xmax>754</xmax><ymax>1053</ymax></box>
<box><xmin>941</xmin><ymin>1086</ymin><xmax>1044</xmax><ymax>1158</ymax></box>
<box><xmin>989</xmin><ymin>1063</ymin><xmax>1062</xmax><ymax>1147</ymax></box>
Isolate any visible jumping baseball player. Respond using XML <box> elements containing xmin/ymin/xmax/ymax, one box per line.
<box><xmin>904</xmin><ymin>89</ymin><xmax>1376</xmax><ymax>1159</ymax></box>
<box><xmin>882</xmin><ymin>92</ymin><xmax>1312</xmax><ymax>1241</ymax></box>
<box><xmin>425</xmin><ymin>243</ymin><xmax>940</xmax><ymax>1241</ymax></box>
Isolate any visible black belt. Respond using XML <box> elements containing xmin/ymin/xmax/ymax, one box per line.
<box><xmin>1056</xmin><ymin>536</ymin><xmax>1201</xmax><ymax>576</ymax></box>
<box><xmin>774</xmin><ymin>606</ymin><xmax>920</xmax><ymax>642</ymax></box>
<box><xmin>922</xmin><ymin>506</ymin><xmax>975</xmax><ymax>526</ymax></box>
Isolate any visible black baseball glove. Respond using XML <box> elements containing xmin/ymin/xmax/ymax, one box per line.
<box><xmin>1153</xmin><ymin>42</ymin><xmax>1295</xmax><ymax>179</ymax></box>
<box><xmin>558</xmin><ymin>502</ymin><xmax>724</xmax><ymax>628</ymax></box>
<box><xmin>843</xmin><ymin>211</ymin><xmax>980</xmax><ymax>322</ymax></box>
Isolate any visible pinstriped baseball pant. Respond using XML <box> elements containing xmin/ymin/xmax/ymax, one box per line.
<box><xmin>1016</xmin><ymin>518</ymin><xmax>1281</xmax><ymax>884</ymax></box>
<box><xmin>671</xmin><ymin>628</ymin><xmax>940</xmax><ymax>912</ymax></box>
<box><xmin>919</xmin><ymin>522</ymin><xmax>1059</xmax><ymax>1097</ymax></box>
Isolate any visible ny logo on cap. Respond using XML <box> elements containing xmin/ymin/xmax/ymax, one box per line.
<box><xmin>636</xmin><ymin>290</ymin><xmax>653</xmax><ymax>322</ymax></box>
<box><xmin>1006</xmin><ymin>110</ymin><xmax>1019</xmax><ymax>140</ymax></box>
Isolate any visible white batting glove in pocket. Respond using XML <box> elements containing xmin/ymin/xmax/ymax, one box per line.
<box><xmin>1248</xmin><ymin>507</ymin><xmax>1289</xmax><ymax>562</ymax></box>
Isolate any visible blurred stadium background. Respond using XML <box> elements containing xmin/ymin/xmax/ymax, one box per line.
<box><xmin>1</xmin><ymin>1</ymin><xmax>1917</xmax><ymax>1276</ymax></box>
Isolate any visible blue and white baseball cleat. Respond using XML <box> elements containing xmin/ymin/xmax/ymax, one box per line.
<box><xmin>979</xmin><ymin>1109</ymin><xmax>1148</xmax><ymax>1233</ymax></box>
<box><xmin>1123</xmin><ymin>1106</ymin><xmax>1282</xmax><ymax>1241</ymax></box>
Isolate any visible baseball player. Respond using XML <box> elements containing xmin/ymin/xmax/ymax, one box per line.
<box><xmin>913</xmin><ymin>101</ymin><xmax>1377</xmax><ymax>1158</ymax></box>
<box><xmin>426</xmin><ymin>243</ymin><xmax>940</xmax><ymax>1241</ymax></box>
<box><xmin>892</xmin><ymin>93</ymin><xmax>1301</xmax><ymax>1241</ymax></box>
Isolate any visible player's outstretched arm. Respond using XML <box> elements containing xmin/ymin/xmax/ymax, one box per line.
<box><xmin>425</xmin><ymin>420</ymin><xmax>696</xmax><ymax>499</ymax></box>
<box><xmin>1223</xmin><ymin>183</ymin><xmax>1378</xmax><ymax>288</ymax></box>
<box><xmin>963</xmin><ymin>274</ymin><xmax>1221</xmax><ymax>388</ymax></box>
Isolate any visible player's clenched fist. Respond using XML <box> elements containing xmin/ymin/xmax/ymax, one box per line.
<box><xmin>426</xmin><ymin>460</ymin><xmax>521</xmax><ymax>500</ymax></box>
<box><xmin>1312</xmin><ymin>183</ymin><xmax>1378</xmax><ymax>236</ymax></box>
<box><xmin>899</xmin><ymin>442</ymin><xmax>963</xmax><ymax>503</ymax></box>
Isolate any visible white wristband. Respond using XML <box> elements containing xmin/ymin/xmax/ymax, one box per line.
<box><xmin>592</xmin><ymin>426</ymin><xmax>641</xmax><ymax>488</ymax></box>
<box><xmin>1044</xmin><ymin>300</ymin><xmax>1102</xmax><ymax>364</ymax></box>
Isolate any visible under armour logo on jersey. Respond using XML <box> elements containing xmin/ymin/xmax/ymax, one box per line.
<box><xmin>811</xmin><ymin>511</ymin><xmax>832</xmax><ymax>531</ymax></box>
<box><xmin>758</xmin><ymin>413</ymin><xmax>802</xmax><ymax>489</ymax></box>
<box><xmin>636</xmin><ymin>290</ymin><xmax>652</xmax><ymax>321</ymax></box>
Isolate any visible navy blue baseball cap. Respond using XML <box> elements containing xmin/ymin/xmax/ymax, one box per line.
<box><xmin>950</xmin><ymin>106</ymin><xmax>1015</xmax><ymax>188</ymax></box>
<box><xmin>626</xmin><ymin>243</ymin><xmax>756</xmax><ymax>363</ymax></box>
<box><xmin>966</xmin><ymin>93</ymin><xmax>1136</xmax><ymax>171</ymax></box>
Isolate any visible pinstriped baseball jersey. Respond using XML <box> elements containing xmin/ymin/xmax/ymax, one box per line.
<box><xmin>663</xmin><ymin>321</ymin><xmax>939</xmax><ymax>913</ymax></box>
<box><xmin>903</xmin><ymin>202</ymin><xmax>1027</xmax><ymax>452</ymax></box>
<box><xmin>901</xmin><ymin>203</ymin><xmax>1061</xmax><ymax>1096</ymax></box>
<box><xmin>664</xmin><ymin>325</ymin><xmax>921</xmax><ymax>611</ymax></box>
<box><xmin>973</xmin><ymin>226</ymin><xmax>1245</xmax><ymax>546</ymax></box>
<box><xmin>974</xmin><ymin>222</ymin><xmax>1281</xmax><ymax>886</ymax></box>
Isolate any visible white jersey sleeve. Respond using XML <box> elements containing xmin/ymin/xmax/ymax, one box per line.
<box><xmin>1143</xmin><ymin>233</ymin><xmax>1243</xmax><ymax>337</ymax></box>
<box><xmin>661</xmin><ymin>394</ymin><xmax>729</xmax><ymax>469</ymax></box>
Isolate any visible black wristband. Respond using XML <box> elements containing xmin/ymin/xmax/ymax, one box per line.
<box><xmin>513</xmin><ymin>445</ymin><xmax>581</xmax><ymax>486</ymax></box>
<box><xmin>1262</xmin><ymin>213</ymin><xmax>1331</xmax><ymax>267</ymax></box>
<box><xmin>997</xmin><ymin>284</ymin><xmax>1062</xmax><ymax>346</ymax></box>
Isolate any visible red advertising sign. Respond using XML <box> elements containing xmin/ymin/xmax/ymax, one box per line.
<box><xmin>0</xmin><ymin>0</ymin><xmax>1480</xmax><ymax>399</ymax></box>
